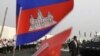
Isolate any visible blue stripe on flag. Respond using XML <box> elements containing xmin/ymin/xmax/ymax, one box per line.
<box><xmin>16</xmin><ymin>26</ymin><xmax>54</xmax><ymax>46</ymax></box>
<box><xmin>17</xmin><ymin>0</ymin><xmax>68</xmax><ymax>10</ymax></box>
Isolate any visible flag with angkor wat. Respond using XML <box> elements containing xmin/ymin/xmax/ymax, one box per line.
<box><xmin>16</xmin><ymin>0</ymin><xmax>74</xmax><ymax>45</ymax></box>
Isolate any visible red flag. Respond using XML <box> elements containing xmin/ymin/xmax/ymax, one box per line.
<box><xmin>33</xmin><ymin>28</ymin><xmax>72</xmax><ymax>56</ymax></box>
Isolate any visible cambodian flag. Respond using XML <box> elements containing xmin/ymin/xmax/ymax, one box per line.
<box><xmin>16</xmin><ymin>0</ymin><xmax>74</xmax><ymax>45</ymax></box>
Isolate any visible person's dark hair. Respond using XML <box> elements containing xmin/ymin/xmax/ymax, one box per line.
<box><xmin>73</xmin><ymin>36</ymin><xmax>77</xmax><ymax>40</ymax></box>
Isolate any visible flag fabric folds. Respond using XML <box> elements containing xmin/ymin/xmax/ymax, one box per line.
<box><xmin>33</xmin><ymin>28</ymin><xmax>72</xmax><ymax>56</ymax></box>
<box><xmin>16</xmin><ymin>0</ymin><xmax>74</xmax><ymax>45</ymax></box>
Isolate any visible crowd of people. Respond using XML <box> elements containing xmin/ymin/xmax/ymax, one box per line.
<box><xmin>1</xmin><ymin>35</ymin><xmax>98</xmax><ymax>56</ymax></box>
<box><xmin>0</xmin><ymin>39</ymin><xmax>15</xmax><ymax>54</ymax></box>
<box><xmin>0</xmin><ymin>38</ymin><xmax>42</xmax><ymax>55</ymax></box>
<box><xmin>65</xmin><ymin>35</ymin><xmax>100</xmax><ymax>56</ymax></box>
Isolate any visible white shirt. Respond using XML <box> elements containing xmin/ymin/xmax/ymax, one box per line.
<box><xmin>74</xmin><ymin>40</ymin><xmax>78</xmax><ymax>47</ymax></box>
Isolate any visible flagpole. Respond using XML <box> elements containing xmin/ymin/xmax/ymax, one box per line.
<box><xmin>12</xmin><ymin>42</ymin><xmax>16</xmax><ymax>56</ymax></box>
<box><xmin>0</xmin><ymin>7</ymin><xmax>8</xmax><ymax>38</ymax></box>
<box><xmin>12</xmin><ymin>7</ymin><xmax>22</xmax><ymax>56</ymax></box>
<box><xmin>79</xmin><ymin>30</ymin><xmax>81</xmax><ymax>37</ymax></box>
<box><xmin>12</xmin><ymin>35</ymin><xmax>16</xmax><ymax>56</ymax></box>
<box><xmin>17</xmin><ymin>7</ymin><xmax>22</xmax><ymax>52</ymax></box>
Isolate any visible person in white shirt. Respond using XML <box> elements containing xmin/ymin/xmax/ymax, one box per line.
<box><xmin>2</xmin><ymin>39</ymin><xmax>7</xmax><ymax>54</ymax></box>
<box><xmin>7</xmin><ymin>40</ymin><xmax>14</xmax><ymax>53</ymax></box>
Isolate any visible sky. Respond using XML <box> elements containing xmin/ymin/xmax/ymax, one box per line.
<box><xmin>0</xmin><ymin>0</ymin><xmax>16</xmax><ymax>27</ymax></box>
<box><xmin>50</xmin><ymin>0</ymin><xmax>100</xmax><ymax>40</ymax></box>
<box><xmin>0</xmin><ymin>0</ymin><xmax>100</xmax><ymax>40</ymax></box>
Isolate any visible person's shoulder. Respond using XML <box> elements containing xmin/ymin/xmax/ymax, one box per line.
<box><xmin>68</xmin><ymin>40</ymin><xmax>73</xmax><ymax>45</ymax></box>
<box><xmin>70</xmin><ymin>40</ymin><xmax>74</xmax><ymax>43</ymax></box>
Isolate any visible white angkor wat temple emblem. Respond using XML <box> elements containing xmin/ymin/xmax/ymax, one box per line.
<box><xmin>29</xmin><ymin>9</ymin><xmax>57</xmax><ymax>31</ymax></box>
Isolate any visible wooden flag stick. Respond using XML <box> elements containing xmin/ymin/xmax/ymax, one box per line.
<box><xmin>0</xmin><ymin>7</ymin><xmax>8</xmax><ymax>38</ymax></box>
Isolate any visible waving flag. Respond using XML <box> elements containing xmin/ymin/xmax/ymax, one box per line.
<box><xmin>16</xmin><ymin>0</ymin><xmax>74</xmax><ymax>45</ymax></box>
<box><xmin>33</xmin><ymin>28</ymin><xmax>72</xmax><ymax>56</ymax></box>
